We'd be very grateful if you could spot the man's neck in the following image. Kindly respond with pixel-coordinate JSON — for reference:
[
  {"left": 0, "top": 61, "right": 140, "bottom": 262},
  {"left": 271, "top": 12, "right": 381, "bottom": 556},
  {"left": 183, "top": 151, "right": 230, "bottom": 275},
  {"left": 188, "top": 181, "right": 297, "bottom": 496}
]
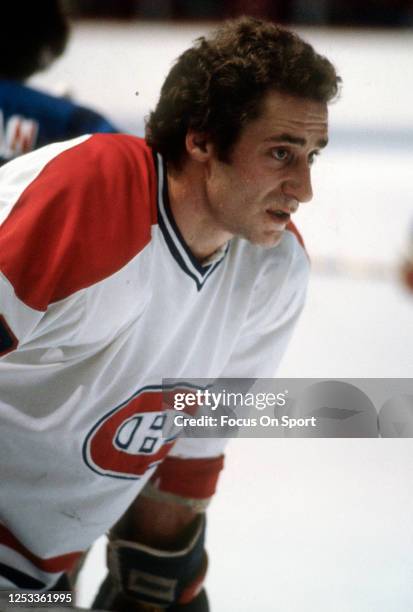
[{"left": 166, "top": 162, "right": 232, "bottom": 263}]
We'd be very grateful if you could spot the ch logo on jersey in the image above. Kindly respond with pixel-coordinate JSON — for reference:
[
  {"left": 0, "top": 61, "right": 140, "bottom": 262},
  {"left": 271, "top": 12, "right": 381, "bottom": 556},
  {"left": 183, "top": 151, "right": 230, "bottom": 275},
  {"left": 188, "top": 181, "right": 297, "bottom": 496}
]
[{"left": 83, "top": 385, "right": 183, "bottom": 480}]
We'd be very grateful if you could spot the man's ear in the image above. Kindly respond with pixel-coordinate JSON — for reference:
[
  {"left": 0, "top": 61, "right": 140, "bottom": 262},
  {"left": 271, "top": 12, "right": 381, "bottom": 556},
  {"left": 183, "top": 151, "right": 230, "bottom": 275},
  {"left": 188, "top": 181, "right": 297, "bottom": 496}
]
[{"left": 185, "top": 131, "right": 213, "bottom": 162}]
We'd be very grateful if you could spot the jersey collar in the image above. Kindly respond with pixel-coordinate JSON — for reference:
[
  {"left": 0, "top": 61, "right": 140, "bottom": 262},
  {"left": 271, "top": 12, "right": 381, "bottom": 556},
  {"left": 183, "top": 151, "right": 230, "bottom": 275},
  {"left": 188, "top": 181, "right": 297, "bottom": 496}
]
[{"left": 155, "top": 153, "right": 229, "bottom": 291}]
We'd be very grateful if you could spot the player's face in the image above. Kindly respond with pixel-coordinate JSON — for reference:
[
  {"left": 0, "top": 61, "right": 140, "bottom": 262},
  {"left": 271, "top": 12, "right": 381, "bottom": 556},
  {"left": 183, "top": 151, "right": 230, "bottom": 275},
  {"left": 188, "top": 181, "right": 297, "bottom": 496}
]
[{"left": 203, "top": 90, "right": 329, "bottom": 247}]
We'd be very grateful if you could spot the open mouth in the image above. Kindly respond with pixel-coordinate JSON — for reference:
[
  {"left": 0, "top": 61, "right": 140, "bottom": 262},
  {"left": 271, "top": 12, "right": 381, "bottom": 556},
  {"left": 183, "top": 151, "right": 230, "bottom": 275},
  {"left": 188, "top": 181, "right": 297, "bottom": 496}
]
[{"left": 267, "top": 210, "right": 291, "bottom": 223}]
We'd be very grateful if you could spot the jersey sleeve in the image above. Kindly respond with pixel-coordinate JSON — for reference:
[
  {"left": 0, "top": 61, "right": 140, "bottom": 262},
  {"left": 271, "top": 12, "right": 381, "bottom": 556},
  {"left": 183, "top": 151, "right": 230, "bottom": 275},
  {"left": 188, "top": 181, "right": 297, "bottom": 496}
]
[
  {"left": 0, "top": 139, "right": 87, "bottom": 355},
  {"left": 0, "top": 279, "right": 43, "bottom": 357},
  {"left": 0, "top": 134, "right": 156, "bottom": 355}
]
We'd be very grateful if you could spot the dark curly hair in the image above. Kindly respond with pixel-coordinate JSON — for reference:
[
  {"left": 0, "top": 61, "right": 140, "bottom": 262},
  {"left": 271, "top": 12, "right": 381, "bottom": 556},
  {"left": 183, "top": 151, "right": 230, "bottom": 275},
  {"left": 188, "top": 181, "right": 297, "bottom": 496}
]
[{"left": 146, "top": 17, "right": 340, "bottom": 168}]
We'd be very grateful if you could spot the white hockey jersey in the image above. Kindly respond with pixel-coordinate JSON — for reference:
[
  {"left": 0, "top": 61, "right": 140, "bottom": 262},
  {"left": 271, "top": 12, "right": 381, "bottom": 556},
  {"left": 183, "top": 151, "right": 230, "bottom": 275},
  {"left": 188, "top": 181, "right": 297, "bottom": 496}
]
[{"left": 0, "top": 134, "right": 309, "bottom": 589}]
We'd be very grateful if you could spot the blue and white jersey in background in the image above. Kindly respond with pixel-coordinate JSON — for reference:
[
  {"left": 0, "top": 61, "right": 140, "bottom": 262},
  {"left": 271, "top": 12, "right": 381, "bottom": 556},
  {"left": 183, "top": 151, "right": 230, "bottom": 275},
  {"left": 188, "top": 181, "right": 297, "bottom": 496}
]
[{"left": 0, "top": 79, "right": 117, "bottom": 163}]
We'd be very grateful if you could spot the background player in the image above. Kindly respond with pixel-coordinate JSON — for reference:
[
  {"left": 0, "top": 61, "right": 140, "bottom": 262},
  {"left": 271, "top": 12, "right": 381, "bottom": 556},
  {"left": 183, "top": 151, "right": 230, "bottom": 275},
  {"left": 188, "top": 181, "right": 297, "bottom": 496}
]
[
  {"left": 0, "top": 0, "right": 117, "bottom": 164},
  {"left": 0, "top": 17, "right": 339, "bottom": 611}
]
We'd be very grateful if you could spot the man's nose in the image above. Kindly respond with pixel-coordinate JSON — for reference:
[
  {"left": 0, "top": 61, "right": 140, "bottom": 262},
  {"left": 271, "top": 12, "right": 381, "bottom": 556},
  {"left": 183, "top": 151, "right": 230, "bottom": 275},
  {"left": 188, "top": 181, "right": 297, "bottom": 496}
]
[{"left": 282, "top": 159, "right": 313, "bottom": 203}]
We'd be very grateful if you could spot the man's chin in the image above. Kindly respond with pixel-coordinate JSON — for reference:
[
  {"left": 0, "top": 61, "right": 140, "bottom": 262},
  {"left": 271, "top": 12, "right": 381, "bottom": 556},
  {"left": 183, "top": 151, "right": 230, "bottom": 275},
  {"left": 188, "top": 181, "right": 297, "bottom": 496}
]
[{"left": 248, "top": 230, "right": 284, "bottom": 248}]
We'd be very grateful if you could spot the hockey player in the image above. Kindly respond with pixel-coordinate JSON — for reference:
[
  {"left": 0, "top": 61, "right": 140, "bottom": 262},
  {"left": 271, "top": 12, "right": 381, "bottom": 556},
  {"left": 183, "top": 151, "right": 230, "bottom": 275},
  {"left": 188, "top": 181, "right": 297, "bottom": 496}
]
[
  {"left": 0, "top": 17, "right": 340, "bottom": 611},
  {"left": 0, "top": 1, "right": 117, "bottom": 164}
]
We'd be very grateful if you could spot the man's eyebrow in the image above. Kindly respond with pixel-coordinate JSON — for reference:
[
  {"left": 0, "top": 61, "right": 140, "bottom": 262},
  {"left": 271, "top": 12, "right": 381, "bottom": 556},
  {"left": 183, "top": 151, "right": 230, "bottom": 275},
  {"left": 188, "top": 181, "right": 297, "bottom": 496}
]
[{"left": 264, "top": 133, "right": 328, "bottom": 148}]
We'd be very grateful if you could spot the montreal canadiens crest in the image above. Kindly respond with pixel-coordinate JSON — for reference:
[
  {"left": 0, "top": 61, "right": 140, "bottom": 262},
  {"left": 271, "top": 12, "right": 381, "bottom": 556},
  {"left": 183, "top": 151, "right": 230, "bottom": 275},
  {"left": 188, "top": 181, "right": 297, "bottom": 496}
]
[{"left": 82, "top": 385, "right": 181, "bottom": 480}]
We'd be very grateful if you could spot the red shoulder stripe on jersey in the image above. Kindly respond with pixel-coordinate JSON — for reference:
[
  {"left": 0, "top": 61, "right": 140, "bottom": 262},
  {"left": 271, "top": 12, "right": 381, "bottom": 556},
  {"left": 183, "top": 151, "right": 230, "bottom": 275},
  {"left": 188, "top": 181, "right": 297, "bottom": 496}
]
[
  {"left": 0, "top": 135, "right": 158, "bottom": 311},
  {"left": 286, "top": 221, "right": 307, "bottom": 254},
  {"left": 0, "top": 524, "right": 82, "bottom": 573},
  {"left": 150, "top": 455, "right": 225, "bottom": 500}
]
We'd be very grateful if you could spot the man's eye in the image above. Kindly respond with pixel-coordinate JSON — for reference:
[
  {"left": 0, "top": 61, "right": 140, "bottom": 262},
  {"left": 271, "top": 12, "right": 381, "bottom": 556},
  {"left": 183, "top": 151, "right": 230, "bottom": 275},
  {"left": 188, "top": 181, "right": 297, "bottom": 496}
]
[
  {"left": 272, "top": 148, "right": 289, "bottom": 161},
  {"left": 308, "top": 151, "right": 320, "bottom": 165}
]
